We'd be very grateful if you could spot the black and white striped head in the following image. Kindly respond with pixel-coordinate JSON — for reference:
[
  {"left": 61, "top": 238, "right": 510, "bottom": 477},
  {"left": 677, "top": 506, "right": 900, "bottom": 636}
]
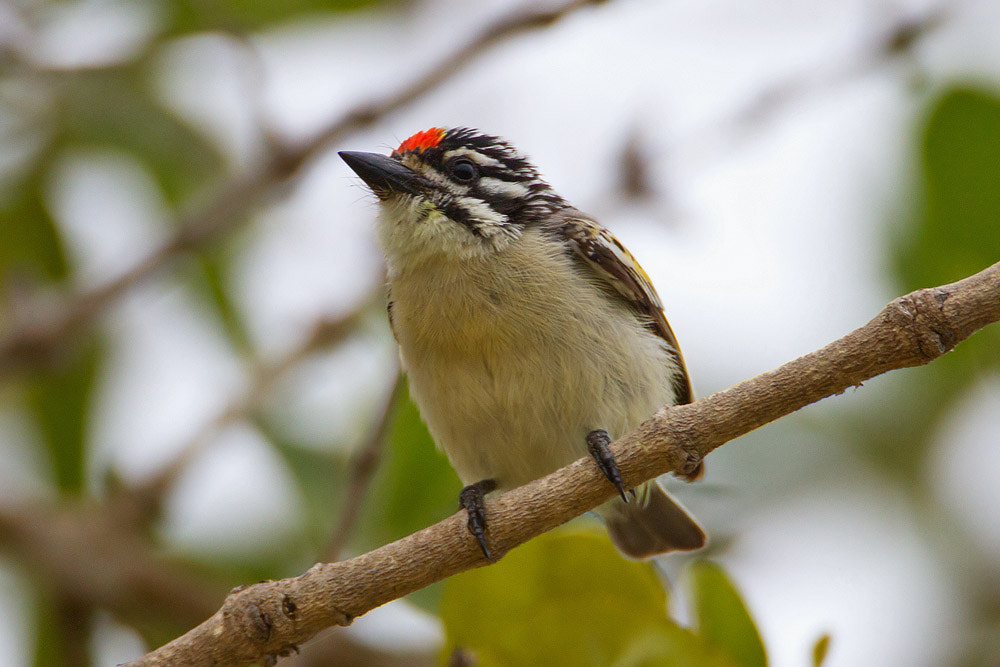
[{"left": 340, "top": 128, "right": 567, "bottom": 258}]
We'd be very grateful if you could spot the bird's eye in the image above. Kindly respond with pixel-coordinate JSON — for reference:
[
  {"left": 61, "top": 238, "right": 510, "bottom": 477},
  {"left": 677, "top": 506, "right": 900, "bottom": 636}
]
[{"left": 448, "top": 158, "right": 478, "bottom": 182}]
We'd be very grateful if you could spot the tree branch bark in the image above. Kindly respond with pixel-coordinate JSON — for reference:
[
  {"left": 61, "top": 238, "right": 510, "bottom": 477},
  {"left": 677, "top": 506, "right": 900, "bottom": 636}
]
[
  {"left": 129, "top": 261, "right": 1000, "bottom": 666},
  {"left": 0, "top": 502, "right": 222, "bottom": 638}
]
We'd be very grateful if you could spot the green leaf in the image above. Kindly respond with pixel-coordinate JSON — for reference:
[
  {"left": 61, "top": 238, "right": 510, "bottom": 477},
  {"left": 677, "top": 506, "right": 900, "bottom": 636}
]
[
  {"left": 189, "top": 248, "right": 254, "bottom": 356},
  {"left": 688, "top": 561, "right": 767, "bottom": 667},
  {"left": 32, "top": 590, "right": 85, "bottom": 667},
  {"left": 895, "top": 86, "right": 1000, "bottom": 373},
  {"left": 812, "top": 633, "right": 832, "bottom": 667},
  {"left": 858, "top": 86, "right": 1000, "bottom": 482},
  {"left": 166, "top": 0, "right": 398, "bottom": 33},
  {"left": 0, "top": 165, "right": 68, "bottom": 282},
  {"left": 56, "top": 67, "right": 224, "bottom": 204},
  {"left": 24, "top": 339, "right": 104, "bottom": 494},
  {"left": 611, "top": 626, "right": 737, "bottom": 667},
  {"left": 441, "top": 532, "right": 733, "bottom": 667},
  {"left": 258, "top": 417, "right": 348, "bottom": 550},
  {"left": 31, "top": 589, "right": 61, "bottom": 667},
  {"left": 899, "top": 87, "right": 1000, "bottom": 291},
  {"left": 356, "top": 379, "right": 461, "bottom": 553}
]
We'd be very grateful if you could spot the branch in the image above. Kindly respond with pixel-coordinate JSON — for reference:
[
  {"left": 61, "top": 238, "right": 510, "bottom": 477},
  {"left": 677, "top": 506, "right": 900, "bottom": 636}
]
[
  {"left": 130, "top": 263, "right": 1000, "bottom": 666},
  {"left": 0, "top": 0, "right": 608, "bottom": 377},
  {"left": 0, "top": 501, "right": 221, "bottom": 635},
  {"left": 0, "top": 497, "right": 437, "bottom": 666}
]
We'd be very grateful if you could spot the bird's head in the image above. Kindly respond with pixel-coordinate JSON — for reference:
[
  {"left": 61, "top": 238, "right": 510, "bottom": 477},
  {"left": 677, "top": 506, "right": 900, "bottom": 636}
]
[{"left": 340, "top": 127, "right": 566, "bottom": 263}]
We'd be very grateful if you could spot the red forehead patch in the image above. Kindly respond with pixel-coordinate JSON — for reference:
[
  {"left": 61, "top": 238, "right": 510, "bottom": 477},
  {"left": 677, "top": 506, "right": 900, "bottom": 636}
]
[{"left": 396, "top": 127, "right": 445, "bottom": 154}]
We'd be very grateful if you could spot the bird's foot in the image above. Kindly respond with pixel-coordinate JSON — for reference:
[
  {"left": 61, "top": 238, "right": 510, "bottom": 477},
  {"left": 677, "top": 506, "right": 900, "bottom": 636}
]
[
  {"left": 586, "top": 429, "right": 630, "bottom": 503},
  {"left": 459, "top": 478, "right": 498, "bottom": 560}
]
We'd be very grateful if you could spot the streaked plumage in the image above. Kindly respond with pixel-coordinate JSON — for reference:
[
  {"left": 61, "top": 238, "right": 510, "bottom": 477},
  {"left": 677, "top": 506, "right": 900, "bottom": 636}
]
[{"left": 341, "top": 128, "right": 705, "bottom": 558}]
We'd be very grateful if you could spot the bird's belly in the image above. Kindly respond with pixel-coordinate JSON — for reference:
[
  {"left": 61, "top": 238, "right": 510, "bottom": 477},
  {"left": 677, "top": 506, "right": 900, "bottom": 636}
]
[{"left": 400, "top": 308, "right": 677, "bottom": 490}]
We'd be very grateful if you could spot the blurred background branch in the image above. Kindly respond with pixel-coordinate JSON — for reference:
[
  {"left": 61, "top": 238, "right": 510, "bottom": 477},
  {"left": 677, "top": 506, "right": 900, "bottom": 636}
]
[
  {"left": 321, "top": 369, "right": 402, "bottom": 562},
  {"left": 0, "top": 0, "right": 606, "bottom": 378},
  {"left": 124, "top": 291, "right": 378, "bottom": 519}
]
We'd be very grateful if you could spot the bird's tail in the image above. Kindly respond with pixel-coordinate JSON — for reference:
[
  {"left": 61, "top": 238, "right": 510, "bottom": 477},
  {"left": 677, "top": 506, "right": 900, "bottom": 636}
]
[{"left": 599, "top": 480, "right": 706, "bottom": 559}]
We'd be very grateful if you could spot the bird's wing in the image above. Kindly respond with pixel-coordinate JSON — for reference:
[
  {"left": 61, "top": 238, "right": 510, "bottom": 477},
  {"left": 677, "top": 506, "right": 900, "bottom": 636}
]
[{"left": 555, "top": 212, "right": 694, "bottom": 407}]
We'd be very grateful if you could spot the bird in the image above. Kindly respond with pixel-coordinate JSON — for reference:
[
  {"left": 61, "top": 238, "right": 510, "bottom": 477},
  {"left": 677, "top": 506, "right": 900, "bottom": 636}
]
[{"left": 340, "top": 127, "right": 705, "bottom": 560}]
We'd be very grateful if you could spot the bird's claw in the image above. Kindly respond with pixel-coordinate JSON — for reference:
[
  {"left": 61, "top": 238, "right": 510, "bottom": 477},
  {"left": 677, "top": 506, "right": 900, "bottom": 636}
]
[
  {"left": 459, "top": 479, "right": 497, "bottom": 559},
  {"left": 587, "top": 429, "right": 629, "bottom": 503}
]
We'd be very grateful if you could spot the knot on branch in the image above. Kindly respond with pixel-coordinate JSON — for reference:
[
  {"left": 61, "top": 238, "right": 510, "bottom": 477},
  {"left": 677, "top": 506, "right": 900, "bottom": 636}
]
[
  {"left": 639, "top": 404, "right": 711, "bottom": 478},
  {"left": 892, "top": 287, "right": 957, "bottom": 361},
  {"left": 221, "top": 589, "right": 278, "bottom": 646},
  {"left": 218, "top": 582, "right": 341, "bottom": 655}
]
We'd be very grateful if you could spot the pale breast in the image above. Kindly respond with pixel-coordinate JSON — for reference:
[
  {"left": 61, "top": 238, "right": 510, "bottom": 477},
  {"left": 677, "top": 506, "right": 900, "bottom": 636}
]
[{"left": 387, "top": 230, "right": 680, "bottom": 488}]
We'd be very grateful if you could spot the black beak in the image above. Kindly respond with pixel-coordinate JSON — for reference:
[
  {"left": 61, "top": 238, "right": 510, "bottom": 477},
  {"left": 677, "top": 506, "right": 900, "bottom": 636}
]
[{"left": 339, "top": 151, "right": 422, "bottom": 198}]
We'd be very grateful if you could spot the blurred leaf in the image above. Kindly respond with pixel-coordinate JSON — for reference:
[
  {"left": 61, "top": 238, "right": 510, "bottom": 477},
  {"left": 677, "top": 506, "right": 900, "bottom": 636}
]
[
  {"left": 815, "top": 370, "right": 952, "bottom": 481},
  {"left": 166, "top": 0, "right": 399, "bottom": 33},
  {"left": 31, "top": 591, "right": 85, "bottom": 667},
  {"left": 56, "top": 67, "right": 223, "bottom": 204},
  {"left": 611, "top": 626, "right": 737, "bottom": 667},
  {"left": 0, "top": 165, "right": 68, "bottom": 283},
  {"left": 32, "top": 587, "right": 110, "bottom": 665},
  {"left": 32, "top": 590, "right": 61, "bottom": 667},
  {"left": 24, "top": 339, "right": 103, "bottom": 494},
  {"left": 357, "top": 380, "right": 461, "bottom": 550},
  {"left": 190, "top": 249, "right": 254, "bottom": 355},
  {"left": 689, "top": 561, "right": 767, "bottom": 667},
  {"left": 900, "top": 87, "right": 1000, "bottom": 290},
  {"left": 896, "top": 86, "right": 1000, "bottom": 370},
  {"left": 839, "top": 86, "right": 1000, "bottom": 480},
  {"left": 812, "top": 633, "right": 832, "bottom": 667},
  {"left": 441, "top": 532, "right": 734, "bottom": 667},
  {"left": 256, "top": 418, "right": 348, "bottom": 551}
]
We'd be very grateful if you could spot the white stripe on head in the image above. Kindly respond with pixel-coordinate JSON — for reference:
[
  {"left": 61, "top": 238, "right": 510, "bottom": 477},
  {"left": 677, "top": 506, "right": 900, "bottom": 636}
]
[
  {"left": 442, "top": 147, "right": 504, "bottom": 168},
  {"left": 477, "top": 177, "right": 531, "bottom": 199},
  {"left": 454, "top": 196, "right": 509, "bottom": 227}
]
